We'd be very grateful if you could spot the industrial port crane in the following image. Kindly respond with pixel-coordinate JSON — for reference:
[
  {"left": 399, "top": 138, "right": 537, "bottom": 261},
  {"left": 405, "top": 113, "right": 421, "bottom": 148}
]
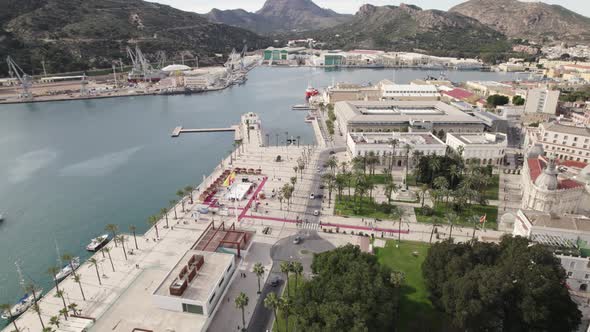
[{"left": 6, "top": 56, "right": 33, "bottom": 100}]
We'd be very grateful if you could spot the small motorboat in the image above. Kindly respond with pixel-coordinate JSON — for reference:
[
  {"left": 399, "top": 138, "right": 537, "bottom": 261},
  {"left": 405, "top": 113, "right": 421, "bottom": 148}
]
[
  {"left": 86, "top": 234, "right": 109, "bottom": 252},
  {"left": 0, "top": 289, "right": 43, "bottom": 320}
]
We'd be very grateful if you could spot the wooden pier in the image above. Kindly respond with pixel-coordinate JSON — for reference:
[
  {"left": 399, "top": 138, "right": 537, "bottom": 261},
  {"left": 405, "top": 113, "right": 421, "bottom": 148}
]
[{"left": 171, "top": 126, "right": 240, "bottom": 139}]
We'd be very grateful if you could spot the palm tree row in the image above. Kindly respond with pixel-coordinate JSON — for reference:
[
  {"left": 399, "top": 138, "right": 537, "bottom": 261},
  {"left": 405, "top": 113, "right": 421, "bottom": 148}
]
[{"left": 263, "top": 261, "right": 304, "bottom": 332}]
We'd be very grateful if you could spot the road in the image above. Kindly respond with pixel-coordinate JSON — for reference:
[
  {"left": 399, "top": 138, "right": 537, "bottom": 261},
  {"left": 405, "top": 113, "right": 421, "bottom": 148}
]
[
  {"left": 303, "top": 146, "right": 346, "bottom": 225},
  {"left": 247, "top": 231, "right": 335, "bottom": 331}
]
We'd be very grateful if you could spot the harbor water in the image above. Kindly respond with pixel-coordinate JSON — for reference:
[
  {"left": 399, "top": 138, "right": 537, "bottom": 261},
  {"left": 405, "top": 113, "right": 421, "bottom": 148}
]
[{"left": 0, "top": 66, "right": 524, "bottom": 326}]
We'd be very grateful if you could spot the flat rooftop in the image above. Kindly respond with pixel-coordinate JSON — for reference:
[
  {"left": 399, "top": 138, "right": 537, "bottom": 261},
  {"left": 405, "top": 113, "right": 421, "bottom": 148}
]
[
  {"left": 449, "top": 133, "right": 506, "bottom": 145},
  {"left": 335, "top": 100, "right": 484, "bottom": 125},
  {"left": 154, "top": 250, "right": 233, "bottom": 303},
  {"left": 522, "top": 210, "right": 590, "bottom": 232},
  {"left": 349, "top": 132, "right": 445, "bottom": 146}
]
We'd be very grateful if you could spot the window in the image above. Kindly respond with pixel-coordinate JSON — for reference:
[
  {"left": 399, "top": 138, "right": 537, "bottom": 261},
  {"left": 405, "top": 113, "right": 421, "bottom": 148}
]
[
  {"left": 568, "top": 271, "right": 573, "bottom": 277},
  {"left": 218, "top": 277, "right": 225, "bottom": 288},
  {"left": 227, "top": 262, "right": 233, "bottom": 272},
  {"left": 585, "top": 274, "right": 589, "bottom": 279},
  {"left": 182, "top": 303, "right": 204, "bottom": 314},
  {"left": 574, "top": 137, "right": 578, "bottom": 142},
  {"left": 570, "top": 261, "right": 576, "bottom": 269},
  {"left": 209, "top": 292, "right": 216, "bottom": 304}
]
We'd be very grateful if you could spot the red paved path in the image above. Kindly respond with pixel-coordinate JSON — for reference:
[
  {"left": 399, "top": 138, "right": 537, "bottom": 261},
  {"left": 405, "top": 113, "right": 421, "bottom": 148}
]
[{"left": 238, "top": 177, "right": 268, "bottom": 221}]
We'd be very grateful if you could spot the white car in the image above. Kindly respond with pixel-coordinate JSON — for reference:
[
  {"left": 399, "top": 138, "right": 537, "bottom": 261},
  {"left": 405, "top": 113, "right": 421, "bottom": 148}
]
[
  {"left": 313, "top": 210, "right": 320, "bottom": 216},
  {"left": 309, "top": 193, "right": 315, "bottom": 199}
]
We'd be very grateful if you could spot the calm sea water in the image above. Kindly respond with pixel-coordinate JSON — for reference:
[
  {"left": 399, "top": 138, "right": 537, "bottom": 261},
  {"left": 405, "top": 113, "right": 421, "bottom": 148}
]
[{"left": 0, "top": 67, "right": 523, "bottom": 322}]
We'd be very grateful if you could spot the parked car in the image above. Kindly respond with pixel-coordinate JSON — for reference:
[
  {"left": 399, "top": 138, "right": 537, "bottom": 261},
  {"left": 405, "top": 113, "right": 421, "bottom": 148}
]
[
  {"left": 313, "top": 210, "right": 320, "bottom": 216},
  {"left": 293, "top": 236, "right": 302, "bottom": 244},
  {"left": 309, "top": 193, "right": 315, "bottom": 199},
  {"left": 329, "top": 150, "right": 336, "bottom": 155}
]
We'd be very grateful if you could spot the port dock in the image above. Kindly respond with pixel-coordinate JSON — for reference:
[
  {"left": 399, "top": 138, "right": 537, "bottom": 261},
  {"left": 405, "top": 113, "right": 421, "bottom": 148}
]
[{"left": 172, "top": 125, "right": 242, "bottom": 140}]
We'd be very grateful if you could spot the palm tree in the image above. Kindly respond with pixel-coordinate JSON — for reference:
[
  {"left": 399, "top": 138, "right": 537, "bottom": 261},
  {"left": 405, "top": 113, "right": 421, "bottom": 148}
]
[
  {"left": 321, "top": 173, "right": 336, "bottom": 207},
  {"left": 88, "top": 258, "right": 102, "bottom": 285},
  {"left": 429, "top": 157, "right": 442, "bottom": 181},
  {"left": 340, "top": 161, "right": 348, "bottom": 174},
  {"left": 184, "top": 186, "right": 194, "bottom": 204},
  {"left": 61, "top": 254, "right": 78, "bottom": 278},
  {"left": 148, "top": 215, "right": 160, "bottom": 238},
  {"left": 74, "top": 274, "right": 86, "bottom": 301},
  {"left": 384, "top": 178, "right": 398, "bottom": 205},
  {"left": 280, "top": 261, "right": 292, "bottom": 297},
  {"left": 67, "top": 303, "right": 79, "bottom": 316},
  {"left": 335, "top": 174, "right": 346, "bottom": 202},
  {"left": 279, "top": 295, "right": 291, "bottom": 332},
  {"left": 420, "top": 184, "right": 429, "bottom": 208},
  {"left": 129, "top": 225, "right": 139, "bottom": 249},
  {"left": 235, "top": 292, "right": 249, "bottom": 331},
  {"left": 117, "top": 235, "right": 128, "bottom": 261},
  {"left": 290, "top": 176, "right": 297, "bottom": 189},
  {"left": 1, "top": 303, "right": 19, "bottom": 331},
  {"left": 105, "top": 224, "right": 119, "bottom": 247},
  {"left": 49, "top": 315, "right": 60, "bottom": 329},
  {"left": 297, "top": 161, "right": 305, "bottom": 180},
  {"left": 169, "top": 200, "right": 178, "bottom": 219},
  {"left": 390, "top": 271, "right": 406, "bottom": 323},
  {"left": 389, "top": 138, "right": 399, "bottom": 170},
  {"left": 252, "top": 263, "right": 265, "bottom": 294},
  {"left": 157, "top": 208, "right": 169, "bottom": 229},
  {"left": 103, "top": 247, "right": 115, "bottom": 272},
  {"left": 327, "top": 156, "right": 338, "bottom": 175},
  {"left": 291, "top": 262, "right": 303, "bottom": 293},
  {"left": 55, "top": 290, "right": 68, "bottom": 320},
  {"left": 176, "top": 189, "right": 186, "bottom": 212},
  {"left": 31, "top": 302, "right": 45, "bottom": 329},
  {"left": 59, "top": 307, "right": 69, "bottom": 321},
  {"left": 277, "top": 192, "right": 283, "bottom": 210},
  {"left": 449, "top": 164, "right": 460, "bottom": 188},
  {"left": 42, "top": 328, "right": 54, "bottom": 332},
  {"left": 47, "top": 266, "right": 61, "bottom": 293},
  {"left": 264, "top": 293, "right": 280, "bottom": 332}
]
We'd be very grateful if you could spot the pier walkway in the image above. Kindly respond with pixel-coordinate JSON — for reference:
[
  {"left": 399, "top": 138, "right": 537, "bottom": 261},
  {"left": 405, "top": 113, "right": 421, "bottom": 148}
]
[{"left": 171, "top": 126, "right": 238, "bottom": 137}]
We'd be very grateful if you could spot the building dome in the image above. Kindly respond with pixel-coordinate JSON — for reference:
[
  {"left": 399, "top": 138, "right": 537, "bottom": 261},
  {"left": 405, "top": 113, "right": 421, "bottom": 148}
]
[
  {"left": 162, "top": 64, "right": 191, "bottom": 72},
  {"left": 534, "top": 156, "right": 559, "bottom": 190},
  {"left": 527, "top": 143, "right": 544, "bottom": 158}
]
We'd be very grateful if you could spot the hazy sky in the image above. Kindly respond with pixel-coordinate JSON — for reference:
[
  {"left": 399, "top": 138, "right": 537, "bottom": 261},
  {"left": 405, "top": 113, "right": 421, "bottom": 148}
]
[{"left": 150, "top": 0, "right": 590, "bottom": 17}]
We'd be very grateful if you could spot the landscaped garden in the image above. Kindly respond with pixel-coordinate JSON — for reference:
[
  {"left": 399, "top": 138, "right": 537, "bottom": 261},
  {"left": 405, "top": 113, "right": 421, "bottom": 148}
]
[
  {"left": 414, "top": 203, "right": 499, "bottom": 230},
  {"left": 375, "top": 240, "right": 452, "bottom": 331}
]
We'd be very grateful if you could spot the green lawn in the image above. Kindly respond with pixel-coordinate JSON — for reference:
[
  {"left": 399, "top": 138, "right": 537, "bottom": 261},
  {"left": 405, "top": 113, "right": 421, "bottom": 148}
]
[
  {"left": 414, "top": 203, "right": 499, "bottom": 230},
  {"left": 375, "top": 241, "right": 452, "bottom": 332},
  {"left": 334, "top": 196, "right": 395, "bottom": 220},
  {"left": 483, "top": 174, "right": 500, "bottom": 200}
]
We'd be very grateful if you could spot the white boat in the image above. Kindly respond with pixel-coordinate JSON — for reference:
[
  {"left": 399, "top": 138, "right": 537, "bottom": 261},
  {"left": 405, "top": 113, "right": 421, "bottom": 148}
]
[
  {"left": 1, "top": 289, "right": 43, "bottom": 320},
  {"left": 55, "top": 256, "right": 80, "bottom": 281},
  {"left": 86, "top": 234, "right": 109, "bottom": 252},
  {"left": 0, "top": 213, "right": 3, "bottom": 222},
  {"left": 292, "top": 104, "right": 315, "bottom": 111}
]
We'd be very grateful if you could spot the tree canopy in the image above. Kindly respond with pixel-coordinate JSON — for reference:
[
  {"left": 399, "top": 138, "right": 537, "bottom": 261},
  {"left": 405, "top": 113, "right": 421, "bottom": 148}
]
[
  {"left": 422, "top": 236, "right": 581, "bottom": 331},
  {"left": 487, "top": 94, "right": 510, "bottom": 107},
  {"left": 512, "top": 95, "right": 525, "bottom": 106},
  {"left": 291, "top": 244, "right": 398, "bottom": 332}
]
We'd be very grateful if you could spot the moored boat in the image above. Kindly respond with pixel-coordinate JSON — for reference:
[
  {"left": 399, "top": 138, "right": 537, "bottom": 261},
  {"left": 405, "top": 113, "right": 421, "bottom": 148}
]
[
  {"left": 55, "top": 256, "right": 80, "bottom": 281},
  {"left": 292, "top": 104, "right": 315, "bottom": 111},
  {"left": 1, "top": 290, "right": 43, "bottom": 320},
  {"left": 86, "top": 234, "right": 109, "bottom": 252}
]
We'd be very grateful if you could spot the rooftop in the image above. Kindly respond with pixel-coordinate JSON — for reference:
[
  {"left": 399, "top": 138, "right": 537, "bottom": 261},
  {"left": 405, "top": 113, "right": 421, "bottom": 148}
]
[
  {"left": 442, "top": 88, "right": 474, "bottom": 100},
  {"left": 522, "top": 210, "right": 590, "bottom": 233},
  {"left": 154, "top": 250, "right": 234, "bottom": 303},
  {"left": 526, "top": 157, "right": 584, "bottom": 190},
  {"left": 542, "top": 122, "right": 590, "bottom": 136},
  {"left": 448, "top": 133, "right": 507, "bottom": 145},
  {"left": 335, "top": 100, "right": 483, "bottom": 125},
  {"left": 349, "top": 132, "right": 445, "bottom": 146}
]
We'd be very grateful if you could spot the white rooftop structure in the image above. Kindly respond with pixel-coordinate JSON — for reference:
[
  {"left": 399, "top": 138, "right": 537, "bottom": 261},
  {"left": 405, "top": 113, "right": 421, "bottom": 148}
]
[
  {"left": 380, "top": 84, "right": 440, "bottom": 100},
  {"left": 162, "top": 64, "right": 191, "bottom": 72}
]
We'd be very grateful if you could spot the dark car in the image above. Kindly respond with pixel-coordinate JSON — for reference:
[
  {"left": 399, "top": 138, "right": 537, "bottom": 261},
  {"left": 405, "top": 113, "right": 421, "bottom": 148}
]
[
  {"left": 270, "top": 276, "right": 282, "bottom": 287},
  {"left": 329, "top": 150, "right": 336, "bottom": 155}
]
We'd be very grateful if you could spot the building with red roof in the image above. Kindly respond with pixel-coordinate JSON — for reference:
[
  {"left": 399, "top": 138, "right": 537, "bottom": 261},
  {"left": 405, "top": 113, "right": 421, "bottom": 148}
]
[{"left": 441, "top": 88, "right": 474, "bottom": 101}]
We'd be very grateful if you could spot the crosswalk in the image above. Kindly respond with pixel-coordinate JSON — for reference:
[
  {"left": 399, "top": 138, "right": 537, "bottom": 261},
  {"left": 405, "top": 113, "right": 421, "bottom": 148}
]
[{"left": 296, "top": 221, "right": 320, "bottom": 230}]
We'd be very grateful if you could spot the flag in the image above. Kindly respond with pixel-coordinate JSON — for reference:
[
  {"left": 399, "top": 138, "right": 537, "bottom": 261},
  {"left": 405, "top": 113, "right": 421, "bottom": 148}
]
[
  {"left": 480, "top": 214, "right": 487, "bottom": 224},
  {"left": 223, "top": 171, "right": 236, "bottom": 187}
]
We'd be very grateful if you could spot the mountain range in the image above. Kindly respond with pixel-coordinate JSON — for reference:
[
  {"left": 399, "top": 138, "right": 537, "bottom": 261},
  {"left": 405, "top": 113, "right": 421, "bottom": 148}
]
[
  {"left": 450, "top": 0, "right": 590, "bottom": 43},
  {"left": 0, "top": 0, "right": 270, "bottom": 76},
  {"left": 205, "top": 0, "right": 351, "bottom": 34},
  {"left": 1, "top": 0, "right": 590, "bottom": 77}
]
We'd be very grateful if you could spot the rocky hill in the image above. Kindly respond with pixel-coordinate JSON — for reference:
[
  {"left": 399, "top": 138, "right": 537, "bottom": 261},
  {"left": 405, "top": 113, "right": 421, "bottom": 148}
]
[
  {"left": 0, "top": 0, "right": 271, "bottom": 76},
  {"left": 450, "top": 0, "right": 590, "bottom": 43},
  {"left": 205, "top": 0, "right": 351, "bottom": 34},
  {"left": 307, "top": 4, "right": 510, "bottom": 58}
]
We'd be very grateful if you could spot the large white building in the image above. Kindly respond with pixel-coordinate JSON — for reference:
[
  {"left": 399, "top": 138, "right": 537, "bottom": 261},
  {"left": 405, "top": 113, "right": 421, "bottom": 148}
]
[
  {"left": 347, "top": 132, "right": 446, "bottom": 167},
  {"left": 530, "top": 122, "right": 590, "bottom": 163},
  {"left": 513, "top": 209, "right": 590, "bottom": 292},
  {"left": 446, "top": 132, "right": 507, "bottom": 166},
  {"left": 524, "top": 88, "right": 560, "bottom": 115},
  {"left": 334, "top": 100, "right": 485, "bottom": 137},
  {"left": 380, "top": 84, "right": 440, "bottom": 101}
]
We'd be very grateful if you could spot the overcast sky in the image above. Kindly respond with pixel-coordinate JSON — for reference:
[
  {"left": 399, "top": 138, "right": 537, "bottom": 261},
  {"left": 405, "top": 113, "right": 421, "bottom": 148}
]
[{"left": 150, "top": 0, "right": 590, "bottom": 17}]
